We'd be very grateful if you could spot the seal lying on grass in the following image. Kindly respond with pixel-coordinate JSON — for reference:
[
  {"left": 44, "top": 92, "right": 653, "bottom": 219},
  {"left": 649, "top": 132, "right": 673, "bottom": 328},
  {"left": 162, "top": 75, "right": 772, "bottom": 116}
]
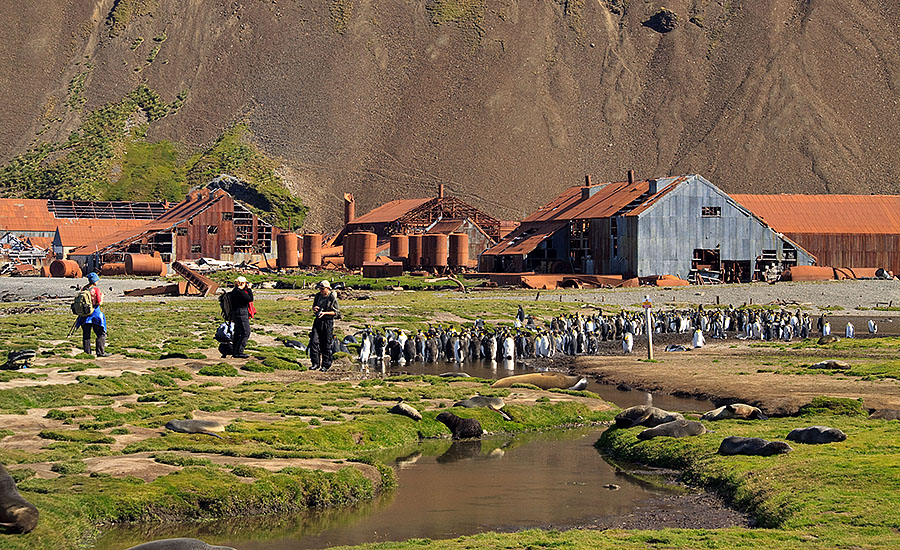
[
  {"left": 435, "top": 412, "right": 484, "bottom": 439},
  {"left": 126, "top": 538, "right": 236, "bottom": 550},
  {"left": 491, "top": 372, "right": 587, "bottom": 391},
  {"left": 808, "top": 360, "right": 850, "bottom": 370},
  {"left": 718, "top": 436, "right": 792, "bottom": 456},
  {"left": 0, "top": 464, "right": 38, "bottom": 534},
  {"left": 615, "top": 405, "right": 684, "bottom": 428},
  {"left": 164, "top": 419, "right": 226, "bottom": 439},
  {"left": 786, "top": 425, "right": 847, "bottom": 444},
  {"left": 701, "top": 403, "right": 768, "bottom": 421},
  {"left": 388, "top": 400, "right": 422, "bottom": 421},
  {"left": 869, "top": 409, "right": 900, "bottom": 420},
  {"left": 453, "top": 395, "right": 512, "bottom": 421},
  {"left": 637, "top": 419, "right": 707, "bottom": 440}
]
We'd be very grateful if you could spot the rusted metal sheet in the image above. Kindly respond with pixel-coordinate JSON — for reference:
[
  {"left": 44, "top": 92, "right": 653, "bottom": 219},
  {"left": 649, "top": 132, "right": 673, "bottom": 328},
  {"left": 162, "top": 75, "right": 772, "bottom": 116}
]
[
  {"left": 482, "top": 221, "right": 567, "bottom": 256},
  {"left": 523, "top": 176, "right": 688, "bottom": 223},
  {"left": 172, "top": 261, "right": 219, "bottom": 296},
  {"left": 732, "top": 194, "right": 900, "bottom": 234},
  {"left": 348, "top": 199, "right": 432, "bottom": 225},
  {"left": 782, "top": 233, "right": 900, "bottom": 275}
]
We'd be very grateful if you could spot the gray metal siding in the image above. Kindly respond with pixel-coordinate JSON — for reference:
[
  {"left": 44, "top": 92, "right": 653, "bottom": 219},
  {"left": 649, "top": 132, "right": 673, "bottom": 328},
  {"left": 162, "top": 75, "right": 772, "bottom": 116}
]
[{"left": 634, "top": 176, "right": 815, "bottom": 278}]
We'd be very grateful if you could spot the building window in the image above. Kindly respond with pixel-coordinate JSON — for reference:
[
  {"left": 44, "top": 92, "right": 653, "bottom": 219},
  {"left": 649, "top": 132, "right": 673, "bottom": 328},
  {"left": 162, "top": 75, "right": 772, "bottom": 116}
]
[
  {"left": 160, "top": 253, "right": 171, "bottom": 263},
  {"left": 702, "top": 206, "right": 722, "bottom": 217},
  {"left": 190, "top": 244, "right": 201, "bottom": 253},
  {"left": 176, "top": 227, "right": 188, "bottom": 236},
  {"left": 222, "top": 212, "right": 233, "bottom": 221},
  {"left": 221, "top": 244, "right": 232, "bottom": 254},
  {"left": 207, "top": 225, "right": 218, "bottom": 234}
]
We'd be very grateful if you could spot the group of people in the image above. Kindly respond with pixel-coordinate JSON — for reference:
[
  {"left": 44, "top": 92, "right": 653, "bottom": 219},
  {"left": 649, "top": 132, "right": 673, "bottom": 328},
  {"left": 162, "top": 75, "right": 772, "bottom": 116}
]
[{"left": 72, "top": 273, "right": 341, "bottom": 371}]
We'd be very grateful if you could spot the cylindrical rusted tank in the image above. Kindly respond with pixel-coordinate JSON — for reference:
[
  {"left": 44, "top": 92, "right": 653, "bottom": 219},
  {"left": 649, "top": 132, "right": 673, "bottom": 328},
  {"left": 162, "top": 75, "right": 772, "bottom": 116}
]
[
  {"left": 343, "top": 233, "right": 358, "bottom": 268},
  {"left": 100, "top": 263, "right": 126, "bottom": 276},
  {"left": 424, "top": 233, "right": 449, "bottom": 267},
  {"left": 359, "top": 232, "right": 377, "bottom": 265},
  {"left": 390, "top": 234, "right": 409, "bottom": 261},
  {"left": 50, "top": 259, "right": 80, "bottom": 278},
  {"left": 276, "top": 233, "right": 300, "bottom": 268},
  {"left": 449, "top": 233, "right": 469, "bottom": 267},
  {"left": 303, "top": 233, "right": 323, "bottom": 267},
  {"left": 408, "top": 234, "right": 423, "bottom": 268},
  {"left": 125, "top": 253, "right": 164, "bottom": 276}
]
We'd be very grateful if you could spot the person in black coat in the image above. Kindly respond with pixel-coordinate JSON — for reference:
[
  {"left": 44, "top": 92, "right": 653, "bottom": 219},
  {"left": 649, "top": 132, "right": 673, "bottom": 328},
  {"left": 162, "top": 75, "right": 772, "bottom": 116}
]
[
  {"left": 309, "top": 280, "right": 340, "bottom": 370},
  {"left": 229, "top": 276, "right": 254, "bottom": 358}
]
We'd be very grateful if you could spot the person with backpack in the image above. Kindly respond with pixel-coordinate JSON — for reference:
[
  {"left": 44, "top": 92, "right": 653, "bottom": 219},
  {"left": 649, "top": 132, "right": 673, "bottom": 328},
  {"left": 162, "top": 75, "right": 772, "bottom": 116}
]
[
  {"left": 74, "top": 272, "right": 109, "bottom": 357},
  {"left": 309, "top": 280, "right": 340, "bottom": 371},
  {"left": 228, "top": 276, "right": 254, "bottom": 358}
]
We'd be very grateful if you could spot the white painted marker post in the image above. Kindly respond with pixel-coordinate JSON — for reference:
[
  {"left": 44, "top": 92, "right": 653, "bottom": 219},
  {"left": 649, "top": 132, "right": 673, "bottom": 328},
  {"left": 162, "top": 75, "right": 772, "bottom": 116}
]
[{"left": 642, "top": 295, "right": 653, "bottom": 360}]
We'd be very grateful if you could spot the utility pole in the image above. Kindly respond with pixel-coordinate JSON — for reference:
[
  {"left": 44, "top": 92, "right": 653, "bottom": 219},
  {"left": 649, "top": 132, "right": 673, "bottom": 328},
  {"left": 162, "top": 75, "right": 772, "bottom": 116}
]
[{"left": 642, "top": 294, "right": 653, "bottom": 360}]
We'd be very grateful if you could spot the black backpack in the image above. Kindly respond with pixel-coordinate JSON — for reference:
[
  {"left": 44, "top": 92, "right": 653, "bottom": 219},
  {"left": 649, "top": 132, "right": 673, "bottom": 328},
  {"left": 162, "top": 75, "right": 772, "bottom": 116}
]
[{"left": 218, "top": 292, "right": 233, "bottom": 321}]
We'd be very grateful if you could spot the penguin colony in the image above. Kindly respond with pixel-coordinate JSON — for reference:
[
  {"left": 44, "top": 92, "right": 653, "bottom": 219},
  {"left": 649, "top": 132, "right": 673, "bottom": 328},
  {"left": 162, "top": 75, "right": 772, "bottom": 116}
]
[{"left": 317, "top": 305, "right": 881, "bottom": 365}]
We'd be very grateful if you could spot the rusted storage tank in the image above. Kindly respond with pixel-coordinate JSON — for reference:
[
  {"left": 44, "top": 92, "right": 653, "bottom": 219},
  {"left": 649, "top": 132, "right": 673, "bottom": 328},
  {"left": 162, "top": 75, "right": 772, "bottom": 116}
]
[
  {"left": 100, "top": 263, "right": 126, "bottom": 276},
  {"left": 343, "top": 233, "right": 358, "bottom": 268},
  {"left": 276, "top": 233, "right": 300, "bottom": 268},
  {"left": 424, "top": 233, "right": 449, "bottom": 267},
  {"left": 125, "top": 253, "right": 164, "bottom": 276},
  {"left": 408, "top": 234, "right": 423, "bottom": 268},
  {"left": 359, "top": 232, "right": 377, "bottom": 265},
  {"left": 303, "top": 233, "right": 323, "bottom": 267},
  {"left": 50, "top": 259, "right": 80, "bottom": 278},
  {"left": 448, "top": 233, "right": 469, "bottom": 267},
  {"left": 390, "top": 234, "right": 409, "bottom": 261}
]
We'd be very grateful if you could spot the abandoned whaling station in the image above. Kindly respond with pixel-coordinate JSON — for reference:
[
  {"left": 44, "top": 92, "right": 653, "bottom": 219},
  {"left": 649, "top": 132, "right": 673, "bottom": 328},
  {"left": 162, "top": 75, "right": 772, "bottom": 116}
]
[{"left": 1, "top": 173, "right": 898, "bottom": 288}]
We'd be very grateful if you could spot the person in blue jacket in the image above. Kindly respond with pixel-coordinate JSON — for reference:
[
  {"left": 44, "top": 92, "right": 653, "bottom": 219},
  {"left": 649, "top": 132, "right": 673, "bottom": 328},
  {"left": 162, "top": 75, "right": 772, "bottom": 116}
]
[{"left": 76, "top": 272, "right": 110, "bottom": 357}]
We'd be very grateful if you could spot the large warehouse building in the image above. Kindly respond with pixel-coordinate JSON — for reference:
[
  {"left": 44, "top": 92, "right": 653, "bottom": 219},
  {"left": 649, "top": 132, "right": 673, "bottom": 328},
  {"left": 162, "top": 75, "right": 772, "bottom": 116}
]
[
  {"left": 481, "top": 174, "right": 816, "bottom": 282},
  {"left": 732, "top": 194, "right": 900, "bottom": 276}
]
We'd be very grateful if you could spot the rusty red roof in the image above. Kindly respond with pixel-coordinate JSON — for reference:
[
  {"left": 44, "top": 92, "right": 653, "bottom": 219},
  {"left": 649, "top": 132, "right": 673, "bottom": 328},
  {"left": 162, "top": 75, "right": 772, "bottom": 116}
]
[
  {"left": 348, "top": 198, "right": 432, "bottom": 225},
  {"left": 523, "top": 176, "right": 688, "bottom": 223},
  {"left": 69, "top": 191, "right": 229, "bottom": 255},
  {"left": 732, "top": 194, "right": 900, "bottom": 235},
  {"left": 427, "top": 219, "right": 465, "bottom": 234},
  {"left": 482, "top": 221, "right": 568, "bottom": 256},
  {"left": 56, "top": 220, "right": 148, "bottom": 248}
]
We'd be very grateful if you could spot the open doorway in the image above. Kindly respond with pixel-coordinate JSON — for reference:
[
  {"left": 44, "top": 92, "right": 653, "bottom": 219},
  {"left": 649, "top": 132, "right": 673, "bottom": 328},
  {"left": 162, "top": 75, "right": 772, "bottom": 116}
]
[{"left": 691, "top": 248, "right": 721, "bottom": 284}]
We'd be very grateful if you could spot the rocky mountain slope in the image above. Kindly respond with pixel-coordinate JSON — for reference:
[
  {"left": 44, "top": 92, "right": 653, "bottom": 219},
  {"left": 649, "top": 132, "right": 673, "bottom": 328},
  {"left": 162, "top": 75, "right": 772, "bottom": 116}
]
[{"left": 1, "top": 0, "right": 898, "bottom": 230}]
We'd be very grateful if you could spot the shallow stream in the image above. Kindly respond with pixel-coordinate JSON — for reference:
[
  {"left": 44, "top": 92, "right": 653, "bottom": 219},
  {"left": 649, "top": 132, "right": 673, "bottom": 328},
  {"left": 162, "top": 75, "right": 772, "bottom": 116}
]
[{"left": 94, "top": 428, "right": 690, "bottom": 549}]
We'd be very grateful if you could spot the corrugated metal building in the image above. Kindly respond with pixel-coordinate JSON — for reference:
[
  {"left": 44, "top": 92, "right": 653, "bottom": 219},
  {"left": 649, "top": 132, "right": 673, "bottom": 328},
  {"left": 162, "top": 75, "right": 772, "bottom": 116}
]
[
  {"left": 481, "top": 174, "right": 816, "bottom": 282},
  {"left": 732, "top": 194, "right": 900, "bottom": 275},
  {"left": 0, "top": 199, "right": 167, "bottom": 256},
  {"left": 68, "top": 189, "right": 280, "bottom": 271}
]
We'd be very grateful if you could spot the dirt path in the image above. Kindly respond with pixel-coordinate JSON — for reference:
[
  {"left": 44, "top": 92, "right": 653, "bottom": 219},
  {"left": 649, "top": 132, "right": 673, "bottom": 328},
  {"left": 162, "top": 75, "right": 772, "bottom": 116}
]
[{"left": 576, "top": 340, "right": 900, "bottom": 415}]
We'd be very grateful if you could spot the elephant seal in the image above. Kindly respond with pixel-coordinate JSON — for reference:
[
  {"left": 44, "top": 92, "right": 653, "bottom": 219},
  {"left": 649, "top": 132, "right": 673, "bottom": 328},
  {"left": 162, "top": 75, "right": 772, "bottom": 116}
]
[
  {"left": 435, "top": 412, "right": 484, "bottom": 439},
  {"left": 454, "top": 395, "right": 512, "bottom": 421},
  {"left": 491, "top": 372, "right": 587, "bottom": 391},
  {"left": 164, "top": 419, "right": 225, "bottom": 439},
  {"left": 615, "top": 405, "right": 684, "bottom": 428},
  {"left": 809, "top": 360, "right": 850, "bottom": 370},
  {"left": 787, "top": 426, "right": 847, "bottom": 444},
  {"left": 701, "top": 403, "right": 768, "bottom": 421},
  {"left": 637, "top": 419, "right": 707, "bottom": 441},
  {"left": 125, "top": 538, "right": 236, "bottom": 550},
  {"left": 817, "top": 335, "right": 839, "bottom": 345},
  {"left": 869, "top": 409, "right": 900, "bottom": 420},
  {"left": 438, "top": 372, "right": 471, "bottom": 378},
  {"left": 388, "top": 401, "right": 422, "bottom": 421},
  {"left": 718, "top": 436, "right": 792, "bottom": 456},
  {"left": 0, "top": 464, "right": 38, "bottom": 534}
]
